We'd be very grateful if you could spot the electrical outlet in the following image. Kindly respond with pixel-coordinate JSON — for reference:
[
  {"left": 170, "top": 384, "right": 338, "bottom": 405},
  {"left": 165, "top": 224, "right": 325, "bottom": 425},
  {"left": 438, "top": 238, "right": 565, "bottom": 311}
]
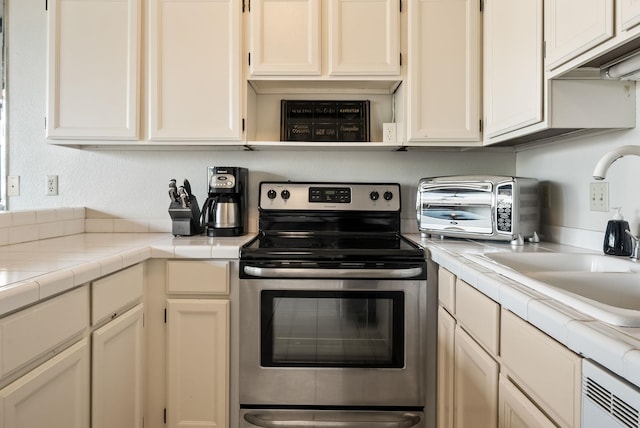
[
  {"left": 383, "top": 123, "right": 397, "bottom": 144},
  {"left": 590, "top": 181, "right": 609, "bottom": 212},
  {"left": 46, "top": 175, "right": 58, "bottom": 196},
  {"left": 7, "top": 176, "right": 19, "bottom": 196}
]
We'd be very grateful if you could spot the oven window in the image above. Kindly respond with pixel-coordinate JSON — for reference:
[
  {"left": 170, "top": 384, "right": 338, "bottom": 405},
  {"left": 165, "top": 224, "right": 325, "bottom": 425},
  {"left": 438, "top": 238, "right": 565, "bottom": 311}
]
[{"left": 260, "top": 290, "right": 404, "bottom": 368}]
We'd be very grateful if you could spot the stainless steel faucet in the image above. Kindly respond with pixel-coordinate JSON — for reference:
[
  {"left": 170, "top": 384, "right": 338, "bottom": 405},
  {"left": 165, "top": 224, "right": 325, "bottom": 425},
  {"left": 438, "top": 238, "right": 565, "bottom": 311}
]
[{"left": 626, "top": 230, "right": 640, "bottom": 261}]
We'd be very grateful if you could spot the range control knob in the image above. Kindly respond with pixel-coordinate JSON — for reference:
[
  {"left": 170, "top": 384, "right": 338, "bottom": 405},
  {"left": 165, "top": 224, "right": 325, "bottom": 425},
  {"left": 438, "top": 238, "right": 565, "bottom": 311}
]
[
  {"left": 370, "top": 191, "right": 380, "bottom": 201},
  {"left": 267, "top": 189, "right": 277, "bottom": 199},
  {"left": 383, "top": 191, "right": 394, "bottom": 201},
  {"left": 281, "top": 189, "right": 291, "bottom": 200}
]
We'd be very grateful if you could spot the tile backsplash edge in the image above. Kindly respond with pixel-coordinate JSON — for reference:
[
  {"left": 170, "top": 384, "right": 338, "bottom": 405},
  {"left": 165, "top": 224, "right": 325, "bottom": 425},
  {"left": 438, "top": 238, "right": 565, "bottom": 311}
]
[
  {"left": 0, "top": 207, "right": 87, "bottom": 246},
  {"left": 0, "top": 209, "right": 175, "bottom": 246},
  {"left": 0, "top": 209, "right": 602, "bottom": 252}
]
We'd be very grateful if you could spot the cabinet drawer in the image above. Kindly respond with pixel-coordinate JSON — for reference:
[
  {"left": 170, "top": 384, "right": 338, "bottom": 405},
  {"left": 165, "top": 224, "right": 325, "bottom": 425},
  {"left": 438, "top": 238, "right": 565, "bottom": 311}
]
[
  {"left": 0, "top": 286, "right": 89, "bottom": 379},
  {"left": 501, "top": 309, "right": 581, "bottom": 428},
  {"left": 438, "top": 267, "right": 456, "bottom": 313},
  {"left": 92, "top": 264, "right": 144, "bottom": 325},
  {"left": 455, "top": 279, "right": 500, "bottom": 355},
  {"left": 166, "top": 261, "right": 229, "bottom": 295}
]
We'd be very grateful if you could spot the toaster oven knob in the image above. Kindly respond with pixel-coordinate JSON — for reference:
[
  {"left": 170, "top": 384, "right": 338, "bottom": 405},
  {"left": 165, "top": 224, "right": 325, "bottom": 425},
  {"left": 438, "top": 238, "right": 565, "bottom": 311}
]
[
  {"left": 281, "top": 189, "right": 291, "bottom": 200},
  {"left": 267, "top": 189, "right": 277, "bottom": 199},
  {"left": 383, "top": 191, "right": 393, "bottom": 201},
  {"left": 369, "top": 191, "right": 379, "bottom": 201}
]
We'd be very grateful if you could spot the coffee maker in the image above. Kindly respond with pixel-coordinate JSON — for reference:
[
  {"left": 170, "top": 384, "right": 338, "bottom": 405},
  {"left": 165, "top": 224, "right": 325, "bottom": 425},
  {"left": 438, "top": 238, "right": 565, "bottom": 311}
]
[{"left": 201, "top": 166, "right": 248, "bottom": 237}]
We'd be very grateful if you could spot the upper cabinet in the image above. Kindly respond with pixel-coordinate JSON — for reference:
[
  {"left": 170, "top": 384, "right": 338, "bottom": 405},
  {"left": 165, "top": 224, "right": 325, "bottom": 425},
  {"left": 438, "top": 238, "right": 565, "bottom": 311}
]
[
  {"left": 618, "top": 0, "right": 640, "bottom": 33},
  {"left": 483, "top": 0, "right": 543, "bottom": 139},
  {"left": 46, "top": 0, "right": 141, "bottom": 140},
  {"left": 244, "top": 0, "right": 402, "bottom": 147},
  {"left": 546, "top": 0, "right": 640, "bottom": 77},
  {"left": 544, "top": 0, "right": 614, "bottom": 70},
  {"left": 406, "top": 0, "right": 481, "bottom": 145},
  {"left": 248, "top": 0, "right": 321, "bottom": 76},
  {"left": 148, "top": 0, "right": 242, "bottom": 142},
  {"left": 247, "top": 0, "right": 401, "bottom": 78},
  {"left": 327, "top": 0, "right": 401, "bottom": 76},
  {"left": 483, "top": 0, "right": 635, "bottom": 146}
]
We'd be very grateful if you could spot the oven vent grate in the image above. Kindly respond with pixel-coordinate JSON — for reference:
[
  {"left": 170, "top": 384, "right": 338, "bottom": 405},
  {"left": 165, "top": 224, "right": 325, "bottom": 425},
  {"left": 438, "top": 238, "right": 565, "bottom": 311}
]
[{"left": 584, "top": 376, "right": 640, "bottom": 428}]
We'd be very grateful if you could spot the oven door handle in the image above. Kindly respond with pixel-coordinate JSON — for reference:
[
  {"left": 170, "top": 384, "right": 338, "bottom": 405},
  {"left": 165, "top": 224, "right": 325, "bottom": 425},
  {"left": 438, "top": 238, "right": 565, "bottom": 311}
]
[
  {"left": 243, "top": 411, "right": 422, "bottom": 428},
  {"left": 242, "top": 266, "right": 423, "bottom": 279}
]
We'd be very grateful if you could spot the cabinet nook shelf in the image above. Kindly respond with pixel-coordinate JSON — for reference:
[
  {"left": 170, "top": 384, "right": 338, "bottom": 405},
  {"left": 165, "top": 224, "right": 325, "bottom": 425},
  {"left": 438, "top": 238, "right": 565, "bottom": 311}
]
[{"left": 245, "top": 79, "right": 403, "bottom": 147}]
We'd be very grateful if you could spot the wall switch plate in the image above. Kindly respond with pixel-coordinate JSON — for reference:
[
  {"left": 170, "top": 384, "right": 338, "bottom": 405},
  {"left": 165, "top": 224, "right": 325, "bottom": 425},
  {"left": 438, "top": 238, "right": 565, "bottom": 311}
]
[
  {"left": 7, "top": 176, "right": 19, "bottom": 196},
  {"left": 46, "top": 175, "right": 58, "bottom": 196},
  {"left": 590, "top": 181, "right": 609, "bottom": 212},
  {"left": 383, "top": 123, "right": 397, "bottom": 144}
]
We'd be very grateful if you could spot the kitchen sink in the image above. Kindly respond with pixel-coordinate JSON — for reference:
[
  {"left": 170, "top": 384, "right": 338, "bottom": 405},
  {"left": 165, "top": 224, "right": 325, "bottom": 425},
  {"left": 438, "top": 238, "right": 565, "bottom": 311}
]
[
  {"left": 464, "top": 252, "right": 640, "bottom": 327},
  {"left": 479, "top": 252, "right": 640, "bottom": 274}
]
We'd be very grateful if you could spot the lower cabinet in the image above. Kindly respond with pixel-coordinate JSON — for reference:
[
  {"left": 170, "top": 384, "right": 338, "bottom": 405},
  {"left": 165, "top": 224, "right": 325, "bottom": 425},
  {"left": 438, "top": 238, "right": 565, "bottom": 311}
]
[
  {"left": 453, "top": 325, "right": 499, "bottom": 428},
  {"left": 164, "top": 260, "right": 231, "bottom": 428},
  {"left": 0, "top": 338, "right": 90, "bottom": 428},
  {"left": 438, "top": 309, "right": 499, "bottom": 428},
  {"left": 438, "top": 276, "right": 499, "bottom": 428},
  {"left": 498, "top": 374, "right": 555, "bottom": 428},
  {"left": 0, "top": 264, "right": 144, "bottom": 428},
  {"left": 500, "top": 309, "right": 581, "bottom": 428},
  {"left": 437, "top": 307, "right": 455, "bottom": 428},
  {"left": 437, "top": 266, "right": 582, "bottom": 428},
  {"left": 166, "top": 299, "right": 229, "bottom": 428},
  {"left": 91, "top": 303, "right": 144, "bottom": 428}
]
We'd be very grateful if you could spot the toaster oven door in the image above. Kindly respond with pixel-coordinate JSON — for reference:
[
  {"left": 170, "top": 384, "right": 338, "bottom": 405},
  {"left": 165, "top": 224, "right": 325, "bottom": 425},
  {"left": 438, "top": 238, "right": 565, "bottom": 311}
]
[{"left": 419, "top": 204, "right": 493, "bottom": 234}]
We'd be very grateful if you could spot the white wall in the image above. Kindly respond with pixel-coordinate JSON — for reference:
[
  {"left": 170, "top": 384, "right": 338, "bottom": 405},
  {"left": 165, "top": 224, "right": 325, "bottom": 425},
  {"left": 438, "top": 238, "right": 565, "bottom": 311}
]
[
  {"left": 516, "top": 105, "right": 640, "bottom": 248},
  {"left": 5, "top": 0, "right": 515, "bottom": 232},
  {"left": 9, "top": 0, "right": 639, "bottom": 243}
]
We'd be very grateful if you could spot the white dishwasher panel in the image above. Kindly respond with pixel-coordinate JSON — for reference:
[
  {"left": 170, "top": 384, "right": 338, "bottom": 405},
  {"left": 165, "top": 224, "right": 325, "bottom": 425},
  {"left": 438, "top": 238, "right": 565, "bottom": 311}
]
[{"left": 582, "top": 359, "right": 640, "bottom": 428}]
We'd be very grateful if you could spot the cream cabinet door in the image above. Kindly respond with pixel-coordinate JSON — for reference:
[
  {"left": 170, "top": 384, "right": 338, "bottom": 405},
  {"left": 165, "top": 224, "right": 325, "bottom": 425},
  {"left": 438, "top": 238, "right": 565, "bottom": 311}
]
[
  {"left": 618, "top": 0, "right": 640, "bottom": 33},
  {"left": 545, "top": 0, "right": 613, "bottom": 69},
  {"left": 501, "top": 309, "right": 581, "bottom": 428},
  {"left": 454, "top": 325, "right": 498, "bottom": 428},
  {"left": 437, "top": 307, "right": 455, "bottom": 428},
  {"left": 166, "top": 299, "right": 229, "bottom": 428},
  {"left": 249, "top": 0, "right": 321, "bottom": 75},
  {"left": 498, "top": 375, "right": 556, "bottom": 428},
  {"left": 0, "top": 339, "right": 90, "bottom": 428},
  {"left": 149, "top": 0, "right": 242, "bottom": 141},
  {"left": 407, "top": 0, "right": 480, "bottom": 143},
  {"left": 46, "top": 0, "right": 140, "bottom": 140},
  {"left": 91, "top": 304, "right": 144, "bottom": 428},
  {"left": 327, "top": 0, "right": 401, "bottom": 76},
  {"left": 483, "top": 0, "right": 543, "bottom": 139}
]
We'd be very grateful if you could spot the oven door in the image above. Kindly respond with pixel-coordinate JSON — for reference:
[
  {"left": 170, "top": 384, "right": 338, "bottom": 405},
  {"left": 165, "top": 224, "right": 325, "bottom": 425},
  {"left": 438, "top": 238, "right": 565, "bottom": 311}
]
[{"left": 239, "top": 276, "right": 426, "bottom": 408}]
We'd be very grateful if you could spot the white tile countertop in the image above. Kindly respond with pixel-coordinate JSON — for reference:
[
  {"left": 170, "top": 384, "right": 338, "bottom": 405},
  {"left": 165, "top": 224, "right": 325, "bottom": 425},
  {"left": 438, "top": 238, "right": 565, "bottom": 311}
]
[
  {"left": 0, "top": 232, "right": 255, "bottom": 316},
  {"left": 405, "top": 234, "right": 640, "bottom": 390},
  {"left": 1, "top": 229, "right": 639, "bottom": 391}
]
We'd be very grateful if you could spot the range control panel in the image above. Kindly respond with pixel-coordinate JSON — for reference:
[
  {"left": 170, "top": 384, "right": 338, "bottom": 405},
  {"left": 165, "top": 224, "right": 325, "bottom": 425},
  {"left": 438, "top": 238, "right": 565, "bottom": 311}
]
[{"left": 259, "top": 182, "right": 401, "bottom": 212}]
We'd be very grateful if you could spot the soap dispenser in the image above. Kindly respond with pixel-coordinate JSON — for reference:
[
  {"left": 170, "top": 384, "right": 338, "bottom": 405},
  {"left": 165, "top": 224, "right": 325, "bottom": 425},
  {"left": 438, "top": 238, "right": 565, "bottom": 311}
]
[{"left": 603, "top": 207, "right": 633, "bottom": 256}]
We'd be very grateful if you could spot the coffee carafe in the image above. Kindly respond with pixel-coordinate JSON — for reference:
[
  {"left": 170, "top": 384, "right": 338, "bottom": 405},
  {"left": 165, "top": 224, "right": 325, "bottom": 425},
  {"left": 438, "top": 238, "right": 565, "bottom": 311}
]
[{"left": 201, "top": 167, "right": 248, "bottom": 237}]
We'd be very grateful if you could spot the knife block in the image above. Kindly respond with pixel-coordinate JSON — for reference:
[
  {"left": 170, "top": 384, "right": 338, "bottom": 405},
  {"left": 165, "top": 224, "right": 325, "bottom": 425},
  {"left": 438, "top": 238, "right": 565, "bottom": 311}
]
[{"left": 168, "top": 195, "right": 203, "bottom": 236}]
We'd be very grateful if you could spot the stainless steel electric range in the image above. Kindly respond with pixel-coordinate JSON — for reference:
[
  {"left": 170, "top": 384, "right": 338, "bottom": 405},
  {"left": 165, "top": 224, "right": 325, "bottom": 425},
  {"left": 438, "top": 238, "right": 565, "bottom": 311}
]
[{"left": 239, "top": 182, "right": 437, "bottom": 428}]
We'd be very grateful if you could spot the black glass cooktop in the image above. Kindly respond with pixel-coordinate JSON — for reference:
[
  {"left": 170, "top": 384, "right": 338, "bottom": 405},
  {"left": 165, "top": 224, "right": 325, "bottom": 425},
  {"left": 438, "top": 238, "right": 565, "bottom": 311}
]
[{"left": 240, "top": 232, "right": 424, "bottom": 262}]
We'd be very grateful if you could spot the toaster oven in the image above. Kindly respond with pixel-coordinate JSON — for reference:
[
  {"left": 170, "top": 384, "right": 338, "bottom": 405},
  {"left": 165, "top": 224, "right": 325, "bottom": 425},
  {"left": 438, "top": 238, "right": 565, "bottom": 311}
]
[{"left": 416, "top": 175, "right": 539, "bottom": 241}]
